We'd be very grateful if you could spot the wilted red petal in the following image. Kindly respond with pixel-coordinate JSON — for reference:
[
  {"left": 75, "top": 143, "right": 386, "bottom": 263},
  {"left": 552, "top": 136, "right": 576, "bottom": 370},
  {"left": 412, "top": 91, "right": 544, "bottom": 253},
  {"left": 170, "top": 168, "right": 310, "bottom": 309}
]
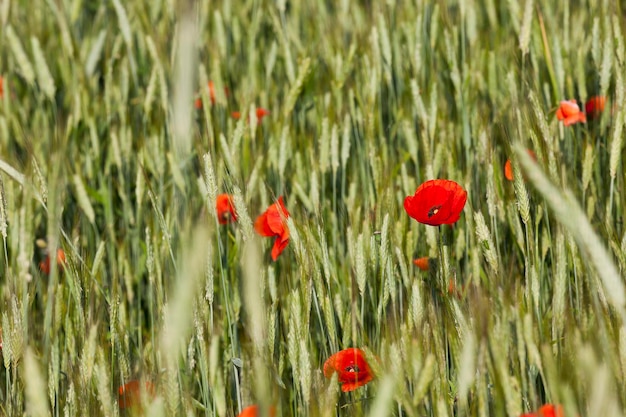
[{"left": 323, "top": 348, "right": 374, "bottom": 392}]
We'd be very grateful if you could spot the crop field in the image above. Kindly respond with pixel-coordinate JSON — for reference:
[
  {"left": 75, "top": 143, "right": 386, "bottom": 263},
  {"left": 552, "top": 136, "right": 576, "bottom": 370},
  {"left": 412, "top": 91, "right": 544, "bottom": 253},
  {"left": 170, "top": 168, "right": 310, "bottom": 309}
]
[{"left": 1, "top": 0, "right": 625, "bottom": 416}]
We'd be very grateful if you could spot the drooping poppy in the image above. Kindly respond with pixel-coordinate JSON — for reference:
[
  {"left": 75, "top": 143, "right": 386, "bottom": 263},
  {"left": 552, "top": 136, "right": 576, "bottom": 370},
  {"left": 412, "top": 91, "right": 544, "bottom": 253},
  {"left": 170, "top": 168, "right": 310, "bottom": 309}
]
[
  {"left": 585, "top": 95, "right": 606, "bottom": 119},
  {"left": 413, "top": 257, "right": 430, "bottom": 271},
  {"left": 237, "top": 405, "right": 276, "bottom": 417},
  {"left": 216, "top": 194, "right": 238, "bottom": 224},
  {"left": 118, "top": 380, "right": 155, "bottom": 410},
  {"left": 231, "top": 108, "right": 270, "bottom": 122},
  {"left": 323, "top": 348, "right": 375, "bottom": 392},
  {"left": 404, "top": 179, "right": 467, "bottom": 226},
  {"left": 556, "top": 99, "right": 586, "bottom": 126},
  {"left": 39, "top": 248, "right": 66, "bottom": 275},
  {"left": 254, "top": 196, "right": 290, "bottom": 261},
  {"left": 504, "top": 150, "right": 536, "bottom": 181}
]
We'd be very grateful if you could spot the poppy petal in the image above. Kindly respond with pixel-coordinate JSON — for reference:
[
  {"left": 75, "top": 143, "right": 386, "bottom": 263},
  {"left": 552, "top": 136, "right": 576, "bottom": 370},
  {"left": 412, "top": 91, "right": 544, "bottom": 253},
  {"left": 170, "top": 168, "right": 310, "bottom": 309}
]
[
  {"left": 405, "top": 180, "right": 467, "bottom": 226},
  {"left": 271, "top": 236, "right": 289, "bottom": 261},
  {"left": 254, "top": 212, "right": 273, "bottom": 237},
  {"left": 323, "top": 348, "right": 375, "bottom": 391}
]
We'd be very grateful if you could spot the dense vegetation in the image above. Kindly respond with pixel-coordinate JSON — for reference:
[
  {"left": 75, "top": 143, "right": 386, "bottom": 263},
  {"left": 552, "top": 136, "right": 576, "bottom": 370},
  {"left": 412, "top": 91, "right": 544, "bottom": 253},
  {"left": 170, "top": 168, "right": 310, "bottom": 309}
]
[{"left": 1, "top": 1, "right": 625, "bottom": 416}]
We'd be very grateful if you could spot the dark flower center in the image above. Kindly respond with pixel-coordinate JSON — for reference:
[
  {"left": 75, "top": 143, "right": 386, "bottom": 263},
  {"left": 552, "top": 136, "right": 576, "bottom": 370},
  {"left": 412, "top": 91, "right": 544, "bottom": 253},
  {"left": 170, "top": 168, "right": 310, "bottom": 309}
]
[
  {"left": 345, "top": 365, "right": 360, "bottom": 373},
  {"left": 428, "top": 205, "right": 442, "bottom": 218}
]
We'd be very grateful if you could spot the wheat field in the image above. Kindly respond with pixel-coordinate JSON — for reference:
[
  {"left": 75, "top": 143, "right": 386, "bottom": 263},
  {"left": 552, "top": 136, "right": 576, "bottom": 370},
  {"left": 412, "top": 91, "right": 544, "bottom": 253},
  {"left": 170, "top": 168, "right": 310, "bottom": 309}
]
[{"left": 0, "top": 1, "right": 625, "bottom": 416}]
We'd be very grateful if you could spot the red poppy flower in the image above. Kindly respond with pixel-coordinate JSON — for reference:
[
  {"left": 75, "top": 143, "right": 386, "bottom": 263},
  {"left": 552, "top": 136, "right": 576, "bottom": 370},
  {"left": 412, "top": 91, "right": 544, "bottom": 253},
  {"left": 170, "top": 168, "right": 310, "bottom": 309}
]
[
  {"left": 237, "top": 405, "right": 276, "bottom": 417},
  {"left": 323, "top": 348, "right": 375, "bottom": 392},
  {"left": 39, "top": 249, "right": 66, "bottom": 275},
  {"left": 447, "top": 280, "right": 465, "bottom": 299},
  {"left": 413, "top": 257, "right": 430, "bottom": 271},
  {"left": 536, "top": 404, "right": 564, "bottom": 417},
  {"left": 556, "top": 99, "right": 586, "bottom": 126},
  {"left": 216, "top": 194, "right": 237, "bottom": 224},
  {"left": 254, "top": 197, "right": 290, "bottom": 261},
  {"left": 194, "top": 81, "right": 229, "bottom": 109},
  {"left": 518, "top": 404, "right": 564, "bottom": 417},
  {"left": 404, "top": 179, "right": 467, "bottom": 226},
  {"left": 231, "top": 108, "right": 270, "bottom": 122},
  {"left": 0, "top": 76, "right": 4, "bottom": 99},
  {"left": 118, "top": 380, "right": 155, "bottom": 410},
  {"left": 585, "top": 95, "right": 606, "bottom": 119},
  {"left": 504, "top": 150, "right": 536, "bottom": 181}
]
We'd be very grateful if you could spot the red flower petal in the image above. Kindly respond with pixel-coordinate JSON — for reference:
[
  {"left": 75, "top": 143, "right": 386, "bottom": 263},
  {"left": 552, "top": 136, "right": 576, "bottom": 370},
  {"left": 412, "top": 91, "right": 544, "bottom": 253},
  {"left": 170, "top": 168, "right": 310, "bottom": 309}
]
[
  {"left": 556, "top": 100, "right": 585, "bottom": 126},
  {"left": 39, "top": 249, "right": 66, "bottom": 275},
  {"left": 323, "top": 348, "right": 374, "bottom": 392},
  {"left": 585, "top": 95, "right": 606, "bottom": 119},
  {"left": 118, "top": 380, "right": 155, "bottom": 410},
  {"left": 237, "top": 405, "right": 276, "bottom": 417},
  {"left": 537, "top": 404, "right": 564, "bottom": 417},
  {"left": 413, "top": 257, "right": 430, "bottom": 271},
  {"left": 404, "top": 179, "right": 467, "bottom": 226},
  {"left": 255, "top": 197, "right": 290, "bottom": 261},
  {"left": 216, "top": 194, "right": 237, "bottom": 224}
]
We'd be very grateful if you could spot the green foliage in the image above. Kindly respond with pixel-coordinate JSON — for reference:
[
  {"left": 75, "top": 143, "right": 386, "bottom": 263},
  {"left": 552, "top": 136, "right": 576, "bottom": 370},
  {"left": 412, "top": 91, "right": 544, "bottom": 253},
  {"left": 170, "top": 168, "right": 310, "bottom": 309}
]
[{"left": 0, "top": 0, "right": 625, "bottom": 416}]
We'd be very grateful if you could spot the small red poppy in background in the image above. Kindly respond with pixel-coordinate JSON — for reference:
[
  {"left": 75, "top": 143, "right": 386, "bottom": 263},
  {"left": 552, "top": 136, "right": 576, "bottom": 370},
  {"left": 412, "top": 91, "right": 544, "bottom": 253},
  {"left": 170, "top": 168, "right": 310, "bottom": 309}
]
[
  {"left": 323, "top": 348, "right": 375, "bottom": 392},
  {"left": 519, "top": 404, "right": 564, "bottom": 417},
  {"left": 216, "top": 194, "right": 237, "bottom": 225},
  {"left": 118, "top": 380, "right": 155, "bottom": 410},
  {"left": 585, "top": 95, "right": 606, "bottom": 119},
  {"left": 254, "top": 196, "right": 290, "bottom": 261},
  {"left": 556, "top": 100, "right": 586, "bottom": 126},
  {"left": 39, "top": 248, "right": 66, "bottom": 275},
  {"left": 194, "top": 81, "right": 229, "bottom": 109},
  {"left": 447, "top": 280, "right": 465, "bottom": 299},
  {"left": 504, "top": 150, "right": 536, "bottom": 181},
  {"left": 231, "top": 108, "right": 270, "bottom": 122},
  {"left": 413, "top": 257, "right": 430, "bottom": 271},
  {"left": 237, "top": 405, "right": 276, "bottom": 417},
  {"left": 404, "top": 179, "right": 467, "bottom": 226},
  {"left": 0, "top": 76, "right": 4, "bottom": 99},
  {"left": 536, "top": 404, "right": 564, "bottom": 417}
]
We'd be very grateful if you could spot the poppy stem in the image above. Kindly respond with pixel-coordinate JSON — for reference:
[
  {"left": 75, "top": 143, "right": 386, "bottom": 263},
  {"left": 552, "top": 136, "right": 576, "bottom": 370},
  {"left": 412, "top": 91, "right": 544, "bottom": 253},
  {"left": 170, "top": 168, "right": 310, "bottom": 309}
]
[{"left": 438, "top": 226, "right": 453, "bottom": 292}]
